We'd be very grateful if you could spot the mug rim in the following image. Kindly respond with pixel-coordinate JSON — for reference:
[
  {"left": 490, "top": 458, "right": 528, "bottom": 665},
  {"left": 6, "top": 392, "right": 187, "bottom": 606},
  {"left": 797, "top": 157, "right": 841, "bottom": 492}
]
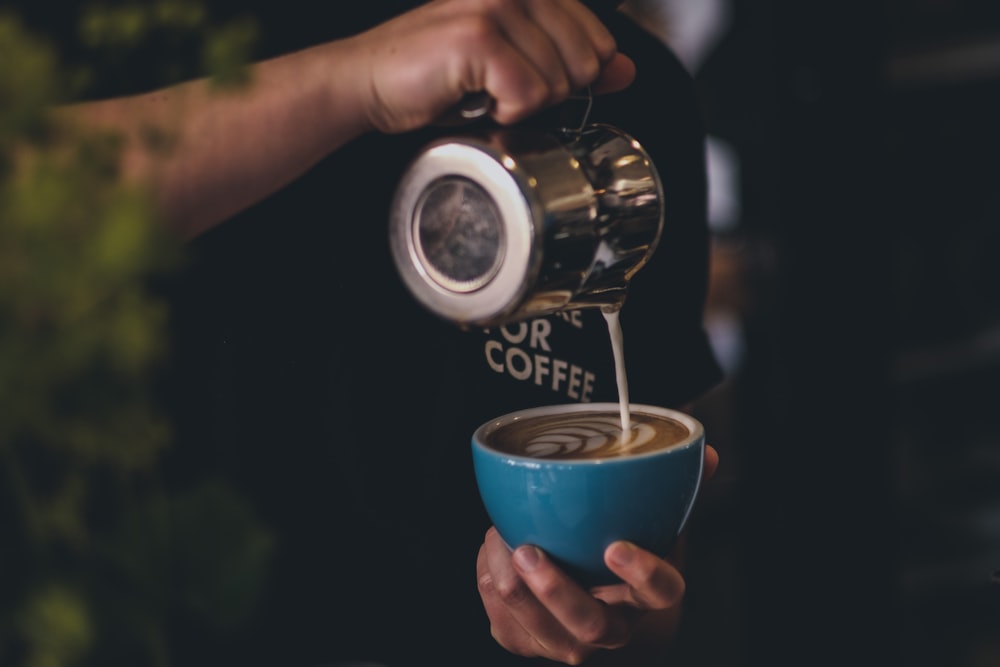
[{"left": 472, "top": 402, "right": 704, "bottom": 464}]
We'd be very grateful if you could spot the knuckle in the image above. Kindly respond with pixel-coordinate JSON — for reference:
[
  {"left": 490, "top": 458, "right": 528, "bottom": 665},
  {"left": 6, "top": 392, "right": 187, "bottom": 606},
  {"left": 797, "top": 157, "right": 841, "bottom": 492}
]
[
  {"left": 497, "top": 86, "right": 547, "bottom": 124},
  {"left": 576, "top": 616, "right": 613, "bottom": 646},
  {"left": 550, "top": 79, "right": 571, "bottom": 101},
  {"left": 571, "top": 54, "right": 602, "bottom": 88},
  {"left": 590, "top": 28, "right": 618, "bottom": 62},
  {"left": 598, "top": 36, "right": 618, "bottom": 61},
  {"left": 667, "top": 576, "right": 687, "bottom": 607},
  {"left": 477, "top": 572, "right": 496, "bottom": 597},
  {"left": 634, "top": 564, "right": 686, "bottom": 609},
  {"left": 562, "top": 647, "right": 589, "bottom": 666},
  {"left": 526, "top": 575, "right": 561, "bottom": 605},
  {"left": 631, "top": 560, "right": 659, "bottom": 589},
  {"left": 526, "top": 84, "right": 550, "bottom": 110},
  {"left": 495, "top": 576, "right": 534, "bottom": 607}
]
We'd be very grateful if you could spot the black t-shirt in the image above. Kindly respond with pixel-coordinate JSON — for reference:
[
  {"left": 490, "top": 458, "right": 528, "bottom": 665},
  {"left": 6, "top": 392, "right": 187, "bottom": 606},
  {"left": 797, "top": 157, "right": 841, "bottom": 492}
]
[{"left": 16, "top": 2, "right": 721, "bottom": 666}]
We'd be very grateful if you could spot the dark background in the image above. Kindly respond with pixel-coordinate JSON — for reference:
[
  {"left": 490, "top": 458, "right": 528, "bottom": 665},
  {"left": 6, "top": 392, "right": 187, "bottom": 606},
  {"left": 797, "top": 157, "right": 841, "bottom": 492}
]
[{"left": 652, "top": 0, "right": 1000, "bottom": 665}]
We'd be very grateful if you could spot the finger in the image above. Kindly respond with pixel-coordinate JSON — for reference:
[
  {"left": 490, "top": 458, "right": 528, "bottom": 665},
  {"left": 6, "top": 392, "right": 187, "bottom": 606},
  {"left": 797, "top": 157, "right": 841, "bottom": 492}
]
[
  {"left": 602, "top": 541, "right": 686, "bottom": 610},
  {"left": 704, "top": 444, "right": 720, "bottom": 481},
  {"left": 512, "top": 545, "right": 631, "bottom": 651},
  {"left": 400, "top": 2, "right": 554, "bottom": 125},
  {"left": 480, "top": 0, "right": 629, "bottom": 121},
  {"left": 551, "top": 0, "right": 634, "bottom": 95},
  {"left": 519, "top": 0, "right": 602, "bottom": 92},
  {"left": 591, "top": 52, "right": 636, "bottom": 94},
  {"left": 477, "top": 536, "right": 548, "bottom": 657},
  {"left": 522, "top": 0, "right": 633, "bottom": 96},
  {"left": 490, "top": 2, "right": 575, "bottom": 102},
  {"left": 482, "top": 529, "right": 568, "bottom": 655},
  {"left": 471, "top": 19, "right": 567, "bottom": 120},
  {"left": 472, "top": 31, "right": 556, "bottom": 124},
  {"left": 550, "top": 0, "right": 620, "bottom": 66}
]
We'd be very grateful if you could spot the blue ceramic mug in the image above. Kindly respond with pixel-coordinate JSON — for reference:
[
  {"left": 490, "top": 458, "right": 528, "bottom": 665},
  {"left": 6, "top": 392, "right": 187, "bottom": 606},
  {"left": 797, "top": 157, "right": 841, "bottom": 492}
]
[{"left": 472, "top": 402, "right": 705, "bottom": 588}]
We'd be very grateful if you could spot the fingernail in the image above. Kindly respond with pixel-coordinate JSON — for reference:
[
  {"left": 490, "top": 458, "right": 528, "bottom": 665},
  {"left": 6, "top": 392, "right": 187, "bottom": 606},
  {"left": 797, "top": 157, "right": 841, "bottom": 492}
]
[
  {"left": 514, "top": 545, "right": 540, "bottom": 572},
  {"left": 606, "top": 541, "right": 635, "bottom": 567}
]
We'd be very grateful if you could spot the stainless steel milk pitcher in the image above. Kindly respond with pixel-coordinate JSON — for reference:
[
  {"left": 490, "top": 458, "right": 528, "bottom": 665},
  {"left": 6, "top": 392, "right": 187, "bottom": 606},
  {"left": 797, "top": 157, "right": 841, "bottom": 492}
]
[{"left": 389, "top": 121, "right": 664, "bottom": 328}]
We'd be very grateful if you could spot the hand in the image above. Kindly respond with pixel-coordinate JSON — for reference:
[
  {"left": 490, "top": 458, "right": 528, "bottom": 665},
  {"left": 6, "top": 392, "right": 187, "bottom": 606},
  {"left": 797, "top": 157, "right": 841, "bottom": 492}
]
[
  {"left": 344, "top": 0, "right": 636, "bottom": 133},
  {"left": 475, "top": 445, "right": 719, "bottom": 664}
]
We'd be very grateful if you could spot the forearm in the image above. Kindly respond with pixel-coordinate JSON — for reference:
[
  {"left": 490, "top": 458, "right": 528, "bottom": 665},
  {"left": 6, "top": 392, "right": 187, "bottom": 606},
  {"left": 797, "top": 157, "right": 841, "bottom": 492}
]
[
  {"left": 52, "top": 39, "right": 368, "bottom": 239},
  {"left": 46, "top": 0, "right": 632, "bottom": 241}
]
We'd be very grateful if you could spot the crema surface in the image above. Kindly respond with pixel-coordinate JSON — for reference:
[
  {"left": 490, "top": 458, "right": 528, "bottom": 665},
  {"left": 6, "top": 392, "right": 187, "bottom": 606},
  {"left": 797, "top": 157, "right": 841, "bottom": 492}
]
[{"left": 488, "top": 411, "right": 689, "bottom": 460}]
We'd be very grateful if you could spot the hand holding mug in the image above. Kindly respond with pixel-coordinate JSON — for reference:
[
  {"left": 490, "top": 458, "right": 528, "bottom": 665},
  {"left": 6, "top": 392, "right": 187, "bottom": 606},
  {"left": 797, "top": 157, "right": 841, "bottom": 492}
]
[
  {"left": 475, "top": 437, "right": 720, "bottom": 663},
  {"left": 343, "top": 0, "right": 636, "bottom": 133}
]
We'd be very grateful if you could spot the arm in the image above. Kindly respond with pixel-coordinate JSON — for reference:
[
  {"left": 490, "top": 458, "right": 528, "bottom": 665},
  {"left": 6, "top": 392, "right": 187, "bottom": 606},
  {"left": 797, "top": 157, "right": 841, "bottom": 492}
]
[{"left": 51, "top": 0, "right": 635, "bottom": 240}]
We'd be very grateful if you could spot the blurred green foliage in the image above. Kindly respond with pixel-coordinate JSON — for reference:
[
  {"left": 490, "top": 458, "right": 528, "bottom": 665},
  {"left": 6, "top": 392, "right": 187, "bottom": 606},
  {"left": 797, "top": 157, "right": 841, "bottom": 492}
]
[{"left": 0, "top": 3, "right": 271, "bottom": 666}]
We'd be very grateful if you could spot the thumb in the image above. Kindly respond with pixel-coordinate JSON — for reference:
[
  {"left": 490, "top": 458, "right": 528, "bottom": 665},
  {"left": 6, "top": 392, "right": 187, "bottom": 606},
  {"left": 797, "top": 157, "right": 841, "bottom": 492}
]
[{"left": 591, "top": 53, "right": 636, "bottom": 95}]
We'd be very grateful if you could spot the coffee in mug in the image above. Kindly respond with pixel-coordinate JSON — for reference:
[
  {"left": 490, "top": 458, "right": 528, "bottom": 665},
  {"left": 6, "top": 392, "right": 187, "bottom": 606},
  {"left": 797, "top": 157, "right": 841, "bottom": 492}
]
[
  {"left": 472, "top": 403, "right": 705, "bottom": 586},
  {"left": 485, "top": 409, "right": 690, "bottom": 461}
]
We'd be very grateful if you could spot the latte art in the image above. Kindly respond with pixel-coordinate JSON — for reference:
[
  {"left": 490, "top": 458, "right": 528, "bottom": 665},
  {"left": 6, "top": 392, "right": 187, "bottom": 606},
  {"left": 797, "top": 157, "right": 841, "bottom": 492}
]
[
  {"left": 488, "top": 410, "right": 689, "bottom": 461},
  {"left": 522, "top": 415, "right": 657, "bottom": 457}
]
